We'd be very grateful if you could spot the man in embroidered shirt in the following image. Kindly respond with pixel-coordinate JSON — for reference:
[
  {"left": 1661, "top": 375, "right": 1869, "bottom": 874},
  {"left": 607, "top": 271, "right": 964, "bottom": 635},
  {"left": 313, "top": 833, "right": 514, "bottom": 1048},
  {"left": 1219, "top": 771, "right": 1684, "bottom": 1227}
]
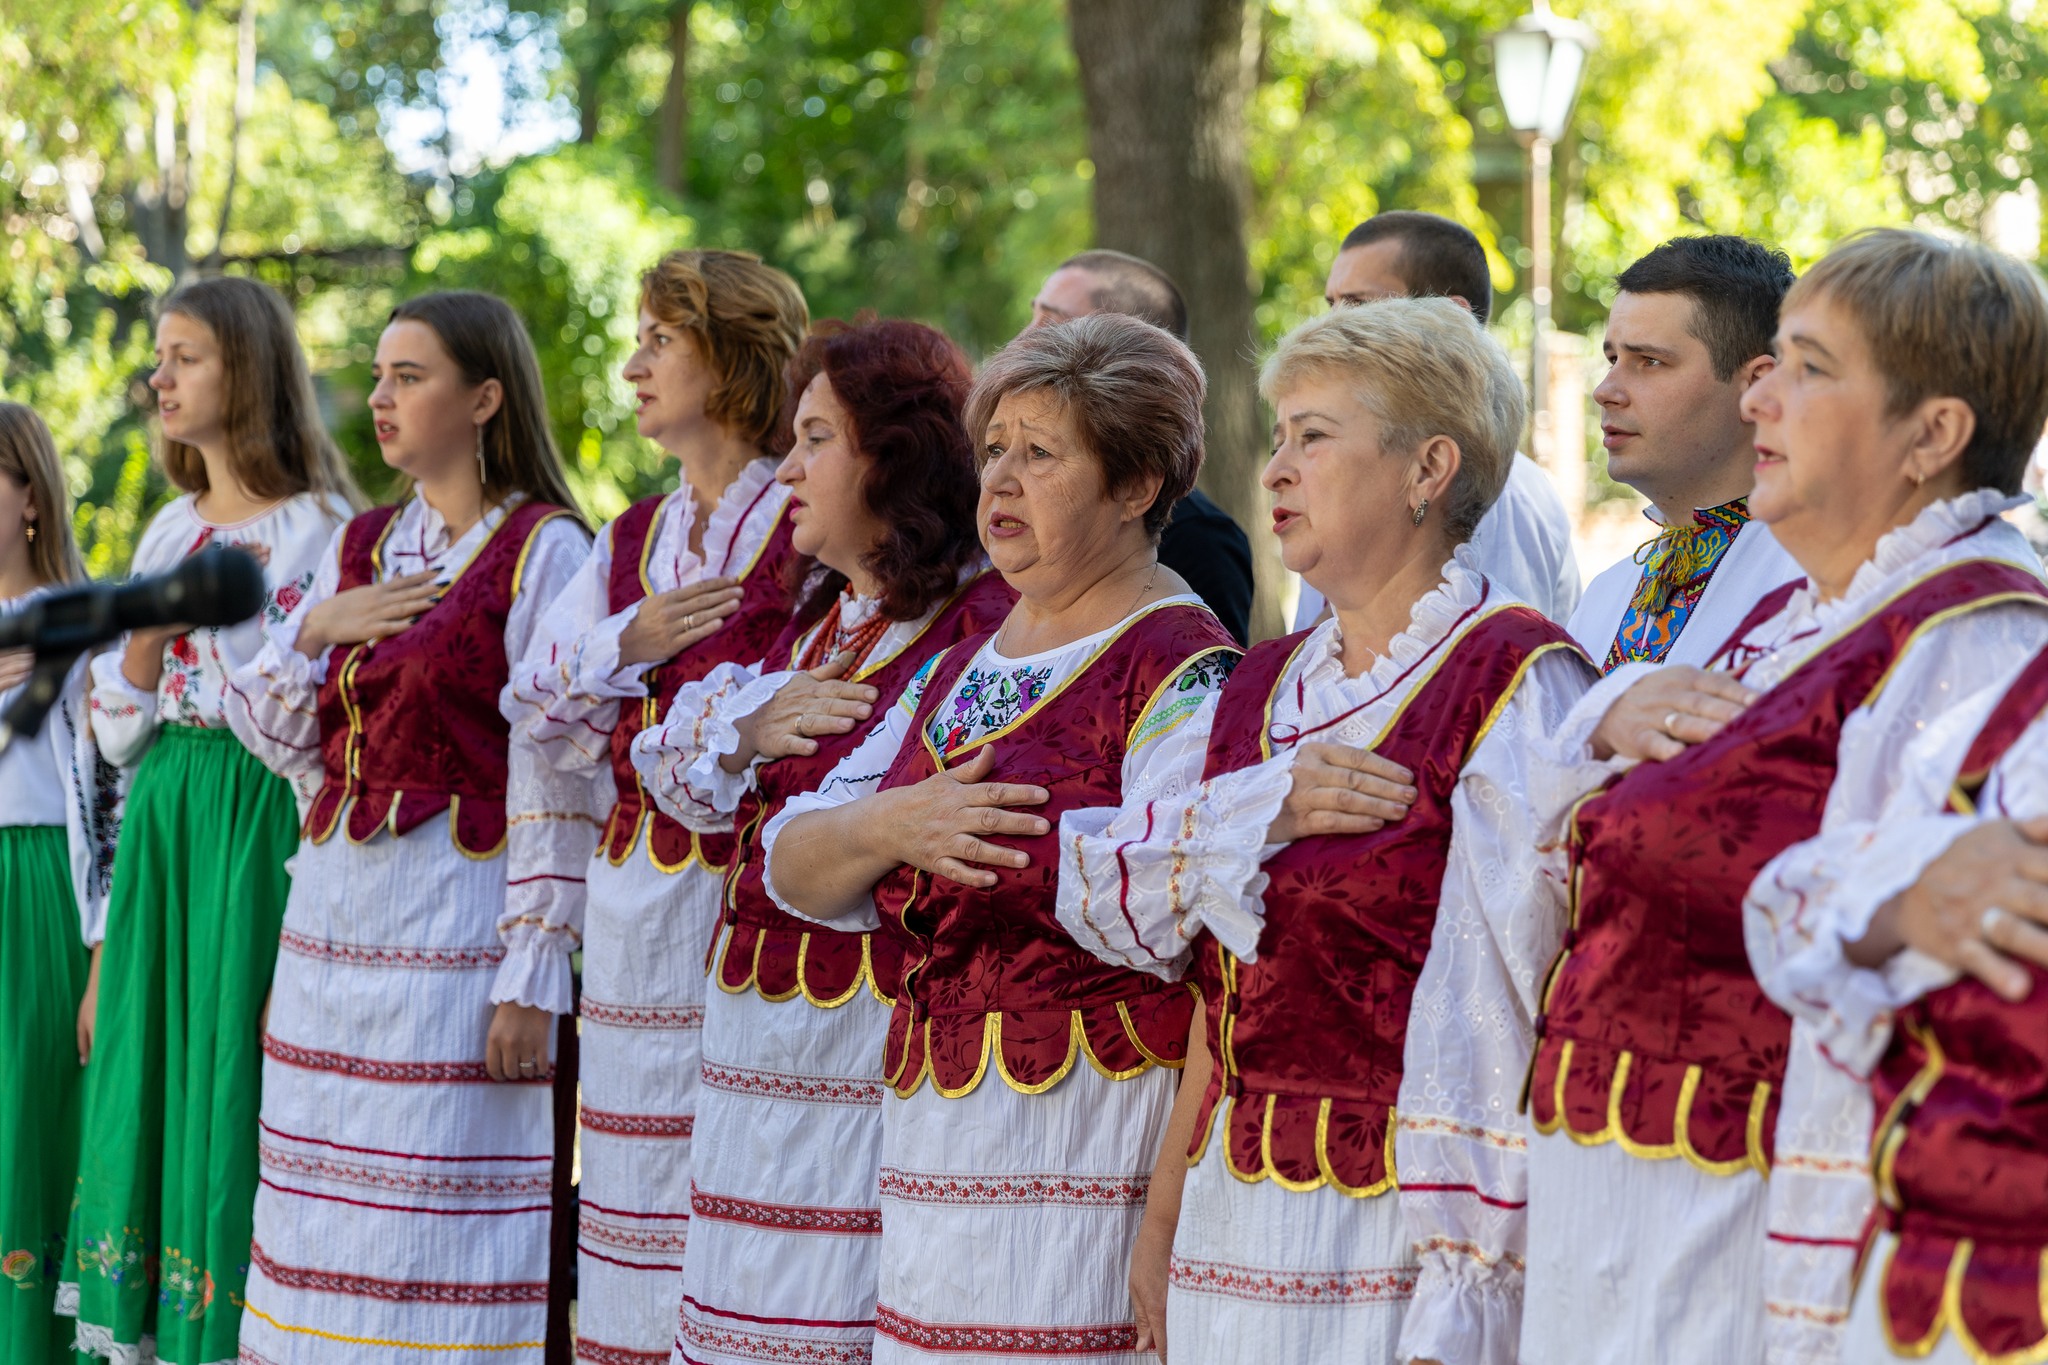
[
  {"left": 1293, "top": 210, "right": 1583, "bottom": 627},
  {"left": 1568, "top": 235, "right": 1804, "bottom": 669}
]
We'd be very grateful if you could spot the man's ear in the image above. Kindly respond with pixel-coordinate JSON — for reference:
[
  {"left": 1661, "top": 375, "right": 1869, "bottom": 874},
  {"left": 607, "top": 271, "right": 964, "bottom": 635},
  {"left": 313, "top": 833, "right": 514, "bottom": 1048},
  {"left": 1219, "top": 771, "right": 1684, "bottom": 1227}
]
[{"left": 1735, "top": 353, "right": 1776, "bottom": 392}]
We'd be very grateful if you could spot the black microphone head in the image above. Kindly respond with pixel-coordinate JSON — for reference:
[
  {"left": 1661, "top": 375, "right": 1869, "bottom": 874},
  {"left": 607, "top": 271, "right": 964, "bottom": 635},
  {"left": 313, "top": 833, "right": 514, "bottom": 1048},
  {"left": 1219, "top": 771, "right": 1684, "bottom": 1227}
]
[{"left": 167, "top": 547, "right": 269, "bottom": 628}]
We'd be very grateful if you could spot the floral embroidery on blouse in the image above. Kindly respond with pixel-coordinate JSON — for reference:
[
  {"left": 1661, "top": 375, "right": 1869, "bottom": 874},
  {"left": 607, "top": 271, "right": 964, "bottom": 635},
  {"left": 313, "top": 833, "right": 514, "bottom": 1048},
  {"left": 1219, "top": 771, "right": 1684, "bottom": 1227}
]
[
  {"left": 929, "top": 662, "right": 1056, "bottom": 753},
  {"left": 1605, "top": 497, "right": 1752, "bottom": 670}
]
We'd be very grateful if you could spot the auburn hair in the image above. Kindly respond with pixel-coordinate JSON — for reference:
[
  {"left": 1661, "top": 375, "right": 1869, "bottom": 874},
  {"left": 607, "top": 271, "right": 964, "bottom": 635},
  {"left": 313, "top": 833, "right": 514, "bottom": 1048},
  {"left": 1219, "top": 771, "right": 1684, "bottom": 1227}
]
[{"left": 640, "top": 249, "right": 809, "bottom": 454}]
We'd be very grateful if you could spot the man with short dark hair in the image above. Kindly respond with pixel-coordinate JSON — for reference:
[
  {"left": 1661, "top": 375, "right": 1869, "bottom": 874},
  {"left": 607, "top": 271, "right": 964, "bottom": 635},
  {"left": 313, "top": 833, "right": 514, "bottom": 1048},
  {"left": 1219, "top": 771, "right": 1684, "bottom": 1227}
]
[
  {"left": 1023, "top": 251, "right": 1255, "bottom": 644},
  {"left": 1295, "top": 210, "right": 1583, "bottom": 626},
  {"left": 1569, "top": 235, "right": 1802, "bottom": 669}
]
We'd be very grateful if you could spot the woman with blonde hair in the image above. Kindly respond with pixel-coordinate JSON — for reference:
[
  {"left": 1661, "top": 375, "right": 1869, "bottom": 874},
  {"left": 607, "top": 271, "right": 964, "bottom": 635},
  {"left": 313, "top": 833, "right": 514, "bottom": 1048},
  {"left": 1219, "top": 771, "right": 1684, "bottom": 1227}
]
[
  {"left": 504, "top": 248, "right": 809, "bottom": 1364},
  {"left": 1054, "top": 299, "right": 1594, "bottom": 1363},
  {"left": 224, "top": 289, "right": 590, "bottom": 1361},
  {"left": 65, "top": 274, "right": 361, "bottom": 1365},
  {"left": 0, "top": 403, "right": 118, "bottom": 1364}
]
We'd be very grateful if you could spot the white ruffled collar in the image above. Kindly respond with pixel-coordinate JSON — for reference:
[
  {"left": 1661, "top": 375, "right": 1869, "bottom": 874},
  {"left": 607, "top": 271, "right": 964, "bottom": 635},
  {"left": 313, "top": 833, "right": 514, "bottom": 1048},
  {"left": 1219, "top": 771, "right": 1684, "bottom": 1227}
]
[
  {"left": 394, "top": 491, "right": 518, "bottom": 571},
  {"left": 1303, "top": 543, "right": 1487, "bottom": 692},
  {"left": 650, "top": 457, "right": 782, "bottom": 587},
  {"left": 1780, "top": 487, "right": 2026, "bottom": 629}
]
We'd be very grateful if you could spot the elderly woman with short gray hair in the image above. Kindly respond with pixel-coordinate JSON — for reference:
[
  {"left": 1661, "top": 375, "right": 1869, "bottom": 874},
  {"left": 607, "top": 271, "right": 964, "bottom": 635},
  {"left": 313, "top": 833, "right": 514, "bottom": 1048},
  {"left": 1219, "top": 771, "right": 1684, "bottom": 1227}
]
[
  {"left": 764, "top": 313, "right": 1241, "bottom": 1358},
  {"left": 1051, "top": 297, "right": 1597, "bottom": 1364}
]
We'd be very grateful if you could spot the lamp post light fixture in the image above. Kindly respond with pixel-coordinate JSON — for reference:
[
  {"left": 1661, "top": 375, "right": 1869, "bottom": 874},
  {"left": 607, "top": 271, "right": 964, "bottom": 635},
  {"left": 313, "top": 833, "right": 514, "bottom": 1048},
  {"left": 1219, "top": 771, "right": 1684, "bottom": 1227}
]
[{"left": 1490, "top": 0, "right": 1595, "bottom": 469}]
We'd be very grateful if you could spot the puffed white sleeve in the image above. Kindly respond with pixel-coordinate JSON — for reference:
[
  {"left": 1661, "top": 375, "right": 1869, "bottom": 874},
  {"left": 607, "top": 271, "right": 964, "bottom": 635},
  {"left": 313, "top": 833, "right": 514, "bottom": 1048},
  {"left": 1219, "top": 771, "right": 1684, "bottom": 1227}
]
[
  {"left": 500, "top": 519, "right": 624, "bottom": 778},
  {"left": 1053, "top": 685, "right": 1288, "bottom": 982},
  {"left": 1395, "top": 646, "right": 1593, "bottom": 1365},
  {"left": 1750, "top": 606, "right": 2048, "bottom": 1365},
  {"left": 492, "top": 517, "right": 605, "bottom": 1015},
  {"left": 53, "top": 655, "right": 121, "bottom": 947},
  {"left": 631, "top": 659, "right": 792, "bottom": 832},
  {"left": 758, "top": 653, "right": 938, "bottom": 933},
  {"left": 87, "top": 514, "right": 186, "bottom": 768},
  {"left": 222, "top": 522, "right": 345, "bottom": 787},
  {"left": 1522, "top": 656, "right": 1653, "bottom": 875}
]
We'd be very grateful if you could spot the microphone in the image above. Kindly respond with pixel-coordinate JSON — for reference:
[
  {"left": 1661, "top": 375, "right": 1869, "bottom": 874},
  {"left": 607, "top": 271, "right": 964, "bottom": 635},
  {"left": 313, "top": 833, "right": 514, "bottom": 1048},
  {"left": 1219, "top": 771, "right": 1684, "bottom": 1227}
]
[
  {"left": 0, "top": 547, "right": 268, "bottom": 746},
  {"left": 0, "top": 546, "right": 268, "bottom": 654}
]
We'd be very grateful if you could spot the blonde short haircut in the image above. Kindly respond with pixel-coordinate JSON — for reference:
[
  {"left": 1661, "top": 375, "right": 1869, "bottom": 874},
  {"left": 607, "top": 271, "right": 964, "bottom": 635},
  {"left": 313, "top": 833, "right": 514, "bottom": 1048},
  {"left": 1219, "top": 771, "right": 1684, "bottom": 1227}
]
[
  {"left": 1785, "top": 228, "right": 2048, "bottom": 495},
  {"left": 640, "top": 249, "right": 810, "bottom": 452},
  {"left": 1260, "top": 297, "right": 1524, "bottom": 542}
]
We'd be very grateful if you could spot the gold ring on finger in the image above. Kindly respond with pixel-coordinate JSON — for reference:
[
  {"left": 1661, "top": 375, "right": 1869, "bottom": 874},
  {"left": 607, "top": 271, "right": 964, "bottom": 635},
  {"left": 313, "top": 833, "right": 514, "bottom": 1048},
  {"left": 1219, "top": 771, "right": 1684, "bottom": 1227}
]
[
  {"left": 685, "top": 613, "right": 697, "bottom": 629},
  {"left": 1982, "top": 905, "right": 2011, "bottom": 943},
  {"left": 1663, "top": 711, "right": 1682, "bottom": 735}
]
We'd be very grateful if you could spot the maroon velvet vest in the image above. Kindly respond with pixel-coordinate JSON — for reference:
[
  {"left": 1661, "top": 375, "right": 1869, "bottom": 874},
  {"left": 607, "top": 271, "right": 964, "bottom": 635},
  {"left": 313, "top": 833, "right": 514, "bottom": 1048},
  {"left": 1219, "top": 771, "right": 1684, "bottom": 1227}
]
[
  {"left": 870, "top": 601, "right": 1239, "bottom": 1099},
  {"left": 1529, "top": 558, "right": 2048, "bottom": 1174},
  {"left": 710, "top": 570, "right": 1017, "bottom": 1008},
  {"left": 1870, "top": 644, "right": 2048, "bottom": 1358},
  {"left": 1189, "top": 604, "right": 1584, "bottom": 1196},
  {"left": 598, "top": 484, "right": 800, "bottom": 873},
  {"left": 307, "top": 499, "right": 574, "bottom": 857}
]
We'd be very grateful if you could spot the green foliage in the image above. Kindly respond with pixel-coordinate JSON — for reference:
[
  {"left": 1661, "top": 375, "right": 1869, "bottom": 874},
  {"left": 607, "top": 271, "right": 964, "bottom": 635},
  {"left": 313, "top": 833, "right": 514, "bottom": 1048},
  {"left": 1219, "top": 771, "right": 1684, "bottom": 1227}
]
[{"left": 3, "top": 0, "right": 2045, "bottom": 576}]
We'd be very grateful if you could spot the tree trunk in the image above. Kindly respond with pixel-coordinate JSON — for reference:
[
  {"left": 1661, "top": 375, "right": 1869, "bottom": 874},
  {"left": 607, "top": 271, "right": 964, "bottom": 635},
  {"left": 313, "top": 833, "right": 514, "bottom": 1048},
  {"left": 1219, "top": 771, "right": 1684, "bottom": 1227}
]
[
  {"left": 201, "top": 0, "right": 257, "bottom": 268},
  {"left": 576, "top": 0, "right": 607, "bottom": 145},
  {"left": 654, "top": 0, "right": 692, "bottom": 196},
  {"left": 1068, "top": 0, "right": 1280, "bottom": 640}
]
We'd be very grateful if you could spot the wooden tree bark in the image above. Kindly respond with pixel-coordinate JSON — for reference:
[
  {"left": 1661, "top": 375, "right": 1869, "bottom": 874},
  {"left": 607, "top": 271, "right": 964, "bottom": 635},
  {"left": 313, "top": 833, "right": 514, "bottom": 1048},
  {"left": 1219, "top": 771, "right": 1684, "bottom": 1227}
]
[
  {"left": 1068, "top": 0, "right": 1281, "bottom": 640},
  {"left": 654, "top": 0, "right": 692, "bottom": 197}
]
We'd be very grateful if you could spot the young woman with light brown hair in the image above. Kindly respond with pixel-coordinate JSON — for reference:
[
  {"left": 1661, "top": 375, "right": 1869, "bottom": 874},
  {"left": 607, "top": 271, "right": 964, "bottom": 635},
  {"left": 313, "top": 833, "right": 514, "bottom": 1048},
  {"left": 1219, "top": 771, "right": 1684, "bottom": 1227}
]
[
  {"left": 65, "top": 275, "right": 360, "bottom": 1365},
  {"left": 0, "top": 403, "right": 117, "bottom": 1365}
]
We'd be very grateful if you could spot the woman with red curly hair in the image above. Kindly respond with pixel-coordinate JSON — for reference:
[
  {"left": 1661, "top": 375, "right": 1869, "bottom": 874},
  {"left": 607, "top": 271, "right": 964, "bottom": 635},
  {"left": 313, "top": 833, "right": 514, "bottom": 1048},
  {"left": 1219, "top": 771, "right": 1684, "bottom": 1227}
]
[{"left": 632, "top": 317, "right": 1011, "bottom": 1365}]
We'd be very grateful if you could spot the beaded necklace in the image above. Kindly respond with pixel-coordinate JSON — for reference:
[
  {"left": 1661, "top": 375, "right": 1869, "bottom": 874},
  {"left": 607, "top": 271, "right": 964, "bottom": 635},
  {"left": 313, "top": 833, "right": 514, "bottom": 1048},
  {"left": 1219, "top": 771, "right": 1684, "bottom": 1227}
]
[{"left": 798, "top": 592, "right": 891, "bottom": 673}]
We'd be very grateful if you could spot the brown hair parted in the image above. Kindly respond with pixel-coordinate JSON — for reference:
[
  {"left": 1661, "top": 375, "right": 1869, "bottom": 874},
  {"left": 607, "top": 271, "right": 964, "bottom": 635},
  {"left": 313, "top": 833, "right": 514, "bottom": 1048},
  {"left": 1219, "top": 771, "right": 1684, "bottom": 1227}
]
[
  {"left": 1616, "top": 235, "right": 1794, "bottom": 381},
  {"left": 0, "top": 404, "right": 85, "bottom": 585},
  {"left": 157, "top": 276, "right": 363, "bottom": 509},
  {"left": 1260, "top": 297, "right": 1525, "bottom": 544},
  {"left": 965, "top": 314, "right": 1206, "bottom": 539},
  {"left": 640, "top": 249, "right": 810, "bottom": 453},
  {"left": 388, "top": 291, "right": 583, "bottom": 519},
  {"left": 784, "top": 317, "right": 980, "bottom": 625},
  {"left": 1056, "top": 250, "right": 1190, "bottom": 341},
  {"left": 1339, "top": 211, "right": 1495, "bottom": 325},
  {"left": 1785, "top": 228, "right": 2048, "bottom": 496}
]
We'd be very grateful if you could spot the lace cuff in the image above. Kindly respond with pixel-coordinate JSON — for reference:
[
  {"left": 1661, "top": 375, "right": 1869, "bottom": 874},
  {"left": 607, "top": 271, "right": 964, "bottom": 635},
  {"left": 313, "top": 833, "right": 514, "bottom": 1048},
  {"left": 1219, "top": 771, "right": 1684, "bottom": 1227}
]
[
  {"left": 86, "top": 648, "right": 160, "bottom": 768},
  {"left": 1748, "top": 814, "right": 1970, "bottom": 1076},
  {"left": 1397, "top": 1250, "right": 1522, "bottom": 1365},
  {"left": 570, "top": 607, "right": 655, "bottom": 700},
  {"left": 489, "top": 931, "right": 576, "bottom": 1016},
  {"left": 677, "top": 667, "right": 796, "bottom": 825},
  {"left": 1053, "top": 753, "right": 1290, "bottom": 979},
  {"left": 260, "top": 614, "right": 330, "bottom": 688}
]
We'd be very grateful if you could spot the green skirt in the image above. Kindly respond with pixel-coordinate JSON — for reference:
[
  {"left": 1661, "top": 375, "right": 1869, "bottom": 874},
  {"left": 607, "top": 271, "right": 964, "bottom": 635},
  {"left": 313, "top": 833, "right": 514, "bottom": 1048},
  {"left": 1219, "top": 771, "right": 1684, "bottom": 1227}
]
[
  {"left": 0, "top": 824, "right": 89, "bottom": 1365},
  {"left": 64, "top": 726, "right": 297, "bottom": 1365}
]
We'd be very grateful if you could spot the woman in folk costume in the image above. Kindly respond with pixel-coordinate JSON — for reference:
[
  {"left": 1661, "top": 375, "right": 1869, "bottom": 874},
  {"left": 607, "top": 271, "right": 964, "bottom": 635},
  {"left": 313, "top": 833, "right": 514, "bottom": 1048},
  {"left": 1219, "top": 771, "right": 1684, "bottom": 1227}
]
[
  {"left": 1517, "top": 228, "right": 2048, "bottom": 1365},
  {"left": 0, "top": 405, "right": 120, "bottom": 1364},
  {"left": 1051, "top": 300, "right": 1595, "bottom": 1364},
  {"left": 767, "top": 314, "right": 1239, "bottom": 1361},
  {"left": 1741, "top": 251, "right": 2048, "bottom": 1364},
  {"left": 222, "top": 290, "right": 588, "bottom": 1362},
  {"left": 503, "top": 249, "right": 808, "bottom": 1365},
  {"left": 630, "top": 317, "right": 1013, "bottom": 1365},
  {"left": 67, "top": 276, "right": 361, "bottom": 1365}
]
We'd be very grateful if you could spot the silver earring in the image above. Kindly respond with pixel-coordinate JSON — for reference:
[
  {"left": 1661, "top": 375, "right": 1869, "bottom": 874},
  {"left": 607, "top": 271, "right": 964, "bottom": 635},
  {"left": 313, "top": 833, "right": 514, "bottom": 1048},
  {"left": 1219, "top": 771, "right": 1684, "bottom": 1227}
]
[
  {"left": 475, "top": 423, "right": 487, "bottom": 483},
  {"left": 1411, "top": 498, "right": 1428, "bottom": 526}
]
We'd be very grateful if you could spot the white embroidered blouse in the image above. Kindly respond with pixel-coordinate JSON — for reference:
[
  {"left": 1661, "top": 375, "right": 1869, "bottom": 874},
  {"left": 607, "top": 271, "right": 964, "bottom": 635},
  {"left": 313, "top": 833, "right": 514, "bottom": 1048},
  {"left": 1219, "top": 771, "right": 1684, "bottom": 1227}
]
[
  {"left": 0, "top": 623, "right": 120, "bottom": 946},
  {"left": 88, "top": 492, "right": 352, "bottom": 775},
  {"left": 223, "top": 495, "right": 596, "bottom": 1015},
  {"left": 1054, "top": 551, "right": 1596, "bottom": 1365},
  {"left": 758, "top": 595, "right": 1234, "bottom": 931},
  {"left": 1536, "top": 488, "right": 2048, "bottom": 1365}
]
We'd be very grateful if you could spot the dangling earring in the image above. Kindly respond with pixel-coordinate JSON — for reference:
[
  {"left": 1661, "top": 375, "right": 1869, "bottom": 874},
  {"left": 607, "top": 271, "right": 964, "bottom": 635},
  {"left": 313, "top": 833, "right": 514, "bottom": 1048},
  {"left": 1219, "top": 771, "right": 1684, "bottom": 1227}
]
[
  {"left": 24, "top": 521, "right": 35, "bottom": 544},
  {"left": 475, "top": 423, "right": 487, "bottom": 484},
  {"left": 1411, "top": 498, "right": 1429, "bottom": 526}
]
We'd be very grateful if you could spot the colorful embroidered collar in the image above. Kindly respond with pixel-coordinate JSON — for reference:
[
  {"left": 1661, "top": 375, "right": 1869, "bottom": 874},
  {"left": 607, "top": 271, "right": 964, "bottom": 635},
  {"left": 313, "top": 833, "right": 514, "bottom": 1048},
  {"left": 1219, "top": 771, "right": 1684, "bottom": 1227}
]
[{"left": 1605, "top": 498, "right": 1752, "bottom": 669}]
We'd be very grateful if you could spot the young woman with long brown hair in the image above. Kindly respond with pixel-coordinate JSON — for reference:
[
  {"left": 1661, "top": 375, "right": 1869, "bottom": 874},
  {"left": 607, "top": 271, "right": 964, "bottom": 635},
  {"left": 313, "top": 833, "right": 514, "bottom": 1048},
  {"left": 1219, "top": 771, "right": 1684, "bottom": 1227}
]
[
  {"left": 222, "top": 290, "right": 591, "bottom": 1362},
  {"left": 0, "top": 404, "right": 118, "bottom": 1364},
  {"left": 66, "top": 275, "right": 361, "bottom": 1365}
]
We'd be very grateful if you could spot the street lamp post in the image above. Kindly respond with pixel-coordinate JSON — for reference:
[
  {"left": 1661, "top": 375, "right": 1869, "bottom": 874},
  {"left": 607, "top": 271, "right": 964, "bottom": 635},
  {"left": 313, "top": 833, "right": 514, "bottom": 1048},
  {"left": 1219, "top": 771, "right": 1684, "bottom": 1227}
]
[{"left": 1490, "top": 0, "right": 1594, "bottom": 469}]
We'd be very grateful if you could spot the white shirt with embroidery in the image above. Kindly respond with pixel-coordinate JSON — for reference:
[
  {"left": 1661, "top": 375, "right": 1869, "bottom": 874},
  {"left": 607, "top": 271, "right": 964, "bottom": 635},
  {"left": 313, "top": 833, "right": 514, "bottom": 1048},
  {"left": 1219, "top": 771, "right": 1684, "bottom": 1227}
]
[
  {"left": 758, "top": 594, "right": 1234, "bottom": 932},
  {"left": 1055, "top": 550, "right": 1596, "bottom": 1365},
  {"left": 0, "top": 605, "right": 121, "bottom": 946},
  {"left": 223, "top": 495, "right": 596, "bottom": 1014},
  {"left": 88, "top": 492, "right": 351, "bottom": 782},
  {"left": 1531, "top": 488, "right": 2048, "bottom": 1365}
]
